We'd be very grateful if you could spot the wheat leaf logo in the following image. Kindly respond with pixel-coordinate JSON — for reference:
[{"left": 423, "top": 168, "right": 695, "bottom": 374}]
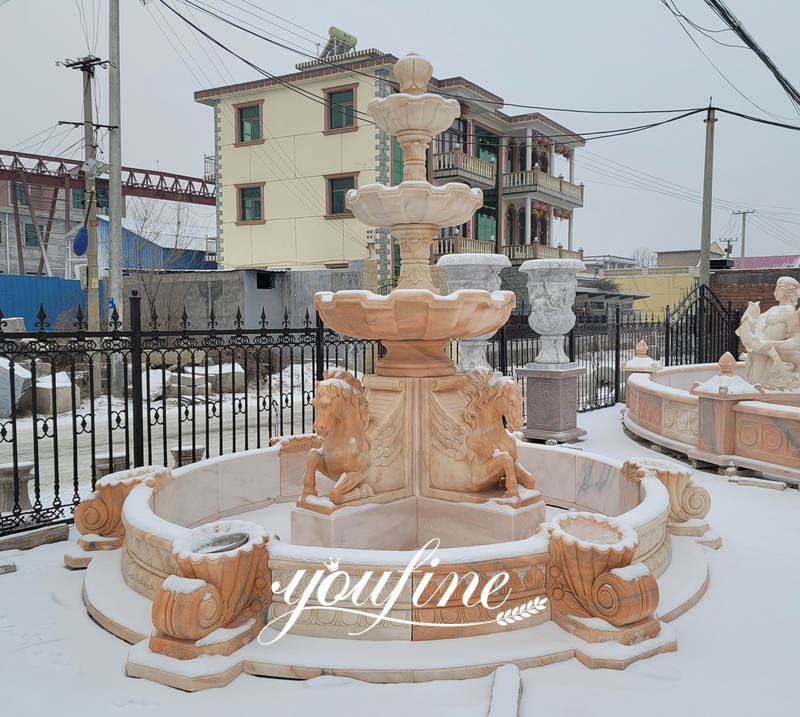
[{"left": 495, "top": 597, "right": 548, "bottom": 626}]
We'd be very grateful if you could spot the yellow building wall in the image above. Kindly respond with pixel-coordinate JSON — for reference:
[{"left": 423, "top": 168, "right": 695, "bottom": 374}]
[
  {"left": 215, "top": 75, "right": 378, "bottom": 270},
  {"left": 613, "top": 273, "right": 696, "bottom": 319}
]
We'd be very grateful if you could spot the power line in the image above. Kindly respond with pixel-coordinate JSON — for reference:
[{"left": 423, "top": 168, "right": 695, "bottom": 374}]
[
  {"left": 663, "top": 0, "right": 744, "bottom": 48},
  {"left": 658, "top": 0, "right": 795, "bottom": 120},
  {"left": 702, "top": 0, "right": 800, "bottom": 114}
]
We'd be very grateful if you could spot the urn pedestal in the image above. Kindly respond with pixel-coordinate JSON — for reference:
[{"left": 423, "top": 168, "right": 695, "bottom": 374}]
[
  {"left": 517, "top": 364, "right": 587, "bottom": 442},
  {"left": 518, "top": 258, "right": 586, "bottom": 443}
]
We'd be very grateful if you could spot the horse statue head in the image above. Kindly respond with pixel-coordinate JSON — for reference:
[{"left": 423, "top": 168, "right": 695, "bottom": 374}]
[
  {"left": 464, "top": 369, "right": 524, "bottom": 433},
  {"left": 312, "top": 368, "right": 370, "bottom": 440}
]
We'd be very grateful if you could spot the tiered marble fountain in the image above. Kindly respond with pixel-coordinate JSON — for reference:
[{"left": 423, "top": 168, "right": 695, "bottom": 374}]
[{"left": 65, "top": 54, "right": 719, "bottom": 692}]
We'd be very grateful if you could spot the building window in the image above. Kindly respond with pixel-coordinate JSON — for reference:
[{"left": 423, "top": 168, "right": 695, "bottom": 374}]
[
  {"left": 437, "top": 118, "right": 468, "bottom": 153},
  {"left": 517, "top": 209, "right": 526, "bottom": 245},
  {"left": 235, "top": 101, "right": 263, "bottom": 145},
  {"left": 538, "top": 151, "right": 549, "bottom": 173},
  {"left": 505, "top": 207, "right": 515, "bottom": 245},
  {"left": 256, "top": 271, "right": 274, "bottom": 289},
  {"left": 325, "top": 173, "right": 357, "bottom": 217},
  {"left": 324, "top": 85, "right": 357, "bottom": 133},
  {"left": 539, "top": 214, "right": 548, "bottom": 245},
  {"left": 236, "top": 184, "right": 265, "bottom": 224},
  {"left": 24, "top": 223, "right": 42, "bottom": 247},
  {"left": 72, "top": 187, "right": 108, "bottom": 210},
  {"left": 12, "top": 182, "right": 27, "bottom": 206}
]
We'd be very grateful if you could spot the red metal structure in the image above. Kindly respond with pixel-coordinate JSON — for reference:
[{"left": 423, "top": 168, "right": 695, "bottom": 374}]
[{"left": 0, "top": 149, "right": 215, "bottom": 275}]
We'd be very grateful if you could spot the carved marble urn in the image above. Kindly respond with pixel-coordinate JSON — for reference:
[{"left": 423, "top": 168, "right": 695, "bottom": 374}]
[
  {"left": 519, "top": 258, "right": 585, "bottom": 364},
  {"left": 436, "top": 253, "right": 511, "bottom": 372}
]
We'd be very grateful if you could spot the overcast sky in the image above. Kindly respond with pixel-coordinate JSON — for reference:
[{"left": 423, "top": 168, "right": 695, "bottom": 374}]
[{"left": 3, "top": 0, "right": 800, "bottom": 258}]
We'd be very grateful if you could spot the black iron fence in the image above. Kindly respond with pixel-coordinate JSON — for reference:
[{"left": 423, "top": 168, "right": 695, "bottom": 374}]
[{"left": 0, "top": 285, "right": 738, "bottom": 536}]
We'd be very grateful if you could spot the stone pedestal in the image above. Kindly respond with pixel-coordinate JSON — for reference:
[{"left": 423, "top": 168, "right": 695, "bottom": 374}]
[
  {"left": 0, "top": 461, "right": 34, "bottom": 512},
  {"left": 518, "top": 364, "right": 586, "bottom": 442}
]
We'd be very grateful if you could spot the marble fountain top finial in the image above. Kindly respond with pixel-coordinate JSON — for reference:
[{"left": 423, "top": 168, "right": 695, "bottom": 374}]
[{"left": 393, "top": 52, "right": 433, "bottom": 94}]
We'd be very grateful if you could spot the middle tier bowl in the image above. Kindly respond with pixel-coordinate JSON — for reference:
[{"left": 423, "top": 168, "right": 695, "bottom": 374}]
[
  {"left": 314, "top": 289, "right": 516, "bottom": 377},
  {"left": 346, "top": 181, "right": 482, "bottom": 228}
]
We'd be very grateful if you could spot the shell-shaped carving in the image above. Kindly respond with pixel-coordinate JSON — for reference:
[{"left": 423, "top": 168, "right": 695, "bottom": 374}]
[
  {"left": 675, "top": 480, "right": 711, "bottom": 522},
  {"left": 74, "top": 494, "right": 112, "bottom": 535},
  {"left": 624, "top": 458, "right": 710, "bottom": 523},
  {"left": 171, "top": 521, "right": 271, "bottom": 629},
  {"left": 546, "top": 512, "right": 658, "bottom": 627},
  {"left": 74, "top": 465, "right": 170, "bottom": 538},
  {"left": 151, "top": 580, "right": 224, "bottom": 640},
  {"left": 591, "top": 570, "right": 660, "bottom": 627}
]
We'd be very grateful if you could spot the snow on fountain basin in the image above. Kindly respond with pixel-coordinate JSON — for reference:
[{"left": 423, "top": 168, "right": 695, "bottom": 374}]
[{"left": 74, "top": 438, "right": 710, "bottom": 689}]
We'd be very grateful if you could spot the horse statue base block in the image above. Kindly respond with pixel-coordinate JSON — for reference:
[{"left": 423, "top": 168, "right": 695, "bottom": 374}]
[{"left": 292, "top": 494, "right": 545, "bottom": 550}]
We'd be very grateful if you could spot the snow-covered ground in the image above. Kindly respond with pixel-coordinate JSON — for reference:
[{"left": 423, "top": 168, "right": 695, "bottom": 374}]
[{"left": 1, "top": 405, "right": 798, "bottom": 716}]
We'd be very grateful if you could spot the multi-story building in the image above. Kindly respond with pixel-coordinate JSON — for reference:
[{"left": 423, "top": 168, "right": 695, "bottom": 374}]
[
  {"left": 0, "top": 180, "right": 91, "bottom": 277},
  {"left": 194, "top": 48, "right": 585, "bottom": 283}
]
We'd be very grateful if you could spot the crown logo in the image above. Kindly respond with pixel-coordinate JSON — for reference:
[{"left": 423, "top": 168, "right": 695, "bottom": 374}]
[{"left": 324, "top": 557, "right": 339, "bottom": 572}]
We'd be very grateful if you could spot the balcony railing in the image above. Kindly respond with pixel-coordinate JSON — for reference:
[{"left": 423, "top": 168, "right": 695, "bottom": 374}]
[
  {"left": 500, "top": 243, "right": 584, "bottom": 262},
  {"left": 433, "top": 236, "right": 495, "bottom": 258},
  {"left": 433, "top": 150, "right": 496, "bottom": 189},
  {"left": 502, "top": 167, "right": 584, "bottom": 208}
]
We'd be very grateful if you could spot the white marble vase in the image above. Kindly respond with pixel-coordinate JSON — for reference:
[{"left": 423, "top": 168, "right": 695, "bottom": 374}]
[
  {"left": 436, "top": 253, "right": 511, "bottom": 372},
  {"left": 519, "top": 258, "right": 585, "bottom": 364}
]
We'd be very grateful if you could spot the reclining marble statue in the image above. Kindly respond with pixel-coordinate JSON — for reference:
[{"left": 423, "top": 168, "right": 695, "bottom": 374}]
[{"left": 736, "top": 275, "right": 800, "bottom": 390}]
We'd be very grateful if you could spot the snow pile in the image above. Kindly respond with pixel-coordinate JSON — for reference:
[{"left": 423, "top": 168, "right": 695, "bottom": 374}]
[
  {"left": 609, "top": 563, "right": 651, "bottom": 580},
  {"left": 172, "top": 520, "right": 269, "bottom": 561},
  {"left": 162, "top": 575, "right": 207, "bottom": 595},
  {"left": 624, "top": 356, "right": 661, "bottom": 371},
  {"left": 549, "top": 511, "right": 639, "bottom": 552},
  {"left": 693, "top": 373, "right": 760, "bottom": 395}
]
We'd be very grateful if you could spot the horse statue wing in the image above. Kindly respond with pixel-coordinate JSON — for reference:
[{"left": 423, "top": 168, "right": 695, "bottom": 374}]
[
  {"left": 371, "top": 399, "right": 405, "bottom": 468},
  {"left": 429, "top": 395, "right": 469, "bottom": 461}
]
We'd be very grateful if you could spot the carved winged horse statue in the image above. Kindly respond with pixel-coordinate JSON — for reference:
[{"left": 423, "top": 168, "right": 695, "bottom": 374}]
[
  {"left": 430, "top": 369, "right": 536, "bottom": 499},
  {"left": 300, "top": 368, "right": 373, "bottom": 505}
]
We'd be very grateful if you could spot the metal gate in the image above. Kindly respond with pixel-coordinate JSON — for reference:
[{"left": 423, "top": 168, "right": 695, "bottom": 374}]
[{"left": 664, "top": 284, "right": 740, "bottom": 366}]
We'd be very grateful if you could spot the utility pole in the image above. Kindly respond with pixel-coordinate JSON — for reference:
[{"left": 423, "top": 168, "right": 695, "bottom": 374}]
[
  {"left": 109, "top": 0, "right": 125, "bottom": 397},
  {"left": 109, "top": 0, "right": 122, "bottom": 327},
  {"left": 733, "top": 210, "right": 756, "bottom": 264},
  {"left": 60, "top": 55, "right": 107, "bottom": 330},
  {"left": 699, "top": 107, "right": 716, "bottom": 287}
]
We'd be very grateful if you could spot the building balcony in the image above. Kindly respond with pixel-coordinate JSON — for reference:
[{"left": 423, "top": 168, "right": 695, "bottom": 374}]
[
  {"left": 502, "top": 168, "right": 584, "bottom": 209},
  {"left": 432, "top": 150, "right": 496, "bottom": 190},
  {"left": 432, "top": 236, "right": 495, "bottom": 260},
  {"left": 500, "top": 243, "right": 584, "bottom": 263}
]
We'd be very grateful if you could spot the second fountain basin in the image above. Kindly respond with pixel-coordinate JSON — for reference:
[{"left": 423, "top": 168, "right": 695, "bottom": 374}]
[{"left": 314, "top": 289, "right": 515, "bottom": 377}]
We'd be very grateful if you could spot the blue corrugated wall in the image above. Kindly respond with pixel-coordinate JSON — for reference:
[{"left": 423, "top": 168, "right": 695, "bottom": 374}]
[{"left": 0, "top": 275, "right": 104, "bottom": 330}]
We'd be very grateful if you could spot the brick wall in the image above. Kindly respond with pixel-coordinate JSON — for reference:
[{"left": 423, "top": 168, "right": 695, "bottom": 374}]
[{"left": 710, "top": 268, "right": 800, "bottom": 313}]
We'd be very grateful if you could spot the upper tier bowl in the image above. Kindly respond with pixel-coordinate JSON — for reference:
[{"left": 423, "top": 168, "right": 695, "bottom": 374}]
[
  {"left": 367, "top": 93, "right": 460, "bottom": 142},
  {"left": 314, "top": 289, "right": 516, "bottom": 341},
  {"left": 346, "top": 182, "right": 482, "bottom": 229}
]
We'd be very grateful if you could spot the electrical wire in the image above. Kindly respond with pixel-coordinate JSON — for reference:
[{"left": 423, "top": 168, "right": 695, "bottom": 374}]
[
  {"left": 663, "top": 0, "right": 744, "bottom": 48},
  {"left": 702, "top": 0, "right": 800, "bottom": 115},
  {"left": 213, "top": 0, "right": 323, "bottom": 49},
  {"left": 75, "top": 0, "right": 90, "bottom": 52},
  {"left": 658, "top": 0, "right": 796, "bottom": 120},
  {"left": 9, "top": 124, "right": 61, "bottom": 151},
  {"left": 179, "top": 0, "right": 702, "bottom": 117}
]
